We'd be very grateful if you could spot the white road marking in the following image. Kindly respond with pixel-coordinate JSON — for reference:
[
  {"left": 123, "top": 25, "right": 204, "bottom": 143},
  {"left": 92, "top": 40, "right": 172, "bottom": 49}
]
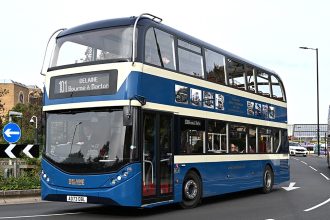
[
  {"left": 282, "top": 182, "right": 300, "bottom": 191},
  {"left": 304, "top": 198, "right": 330, "bottom": 212},
  {"left": 309, "top": 166, "right": 318, "bottom": 172},
  {"left": 300, "top": 161, "right": 308, "bottom": 165},
  {"left": 0, "top": 212, "right": 82, "bottom": 219},
  {"left": 320, "top": 173, "right": 330, "bottom": 180}
]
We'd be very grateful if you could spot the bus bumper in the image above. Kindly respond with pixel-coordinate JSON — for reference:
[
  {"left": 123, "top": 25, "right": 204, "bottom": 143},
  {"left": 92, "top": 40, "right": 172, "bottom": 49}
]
[{"left": 41, "top": 169, "right": 142, "bottom": 207}]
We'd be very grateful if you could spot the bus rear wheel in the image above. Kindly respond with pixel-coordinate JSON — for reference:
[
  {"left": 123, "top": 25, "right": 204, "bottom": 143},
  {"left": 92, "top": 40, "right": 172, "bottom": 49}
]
[
  {"left": 180, "top": 171, "right": 202, "bottom": 209},
  {"left": 261, "top": 165, "right": 274, "bottom": 194}
]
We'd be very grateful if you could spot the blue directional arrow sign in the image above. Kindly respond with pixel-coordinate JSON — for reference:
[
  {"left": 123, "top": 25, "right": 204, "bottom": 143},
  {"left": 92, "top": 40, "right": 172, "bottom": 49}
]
[{"left": 2, "top": 122, "right": 21, "bottom": 143}]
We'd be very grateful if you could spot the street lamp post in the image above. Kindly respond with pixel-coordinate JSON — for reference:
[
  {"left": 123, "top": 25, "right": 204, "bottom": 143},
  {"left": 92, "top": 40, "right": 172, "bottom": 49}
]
[
  {"left": 30, "top": 115, "right": 38, "bottom": 145},
  {"left": 299, "top": 46, "right": 320, "bottom": 156}
]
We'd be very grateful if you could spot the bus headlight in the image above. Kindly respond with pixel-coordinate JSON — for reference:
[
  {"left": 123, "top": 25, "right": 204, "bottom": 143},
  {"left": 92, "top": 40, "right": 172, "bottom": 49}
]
[{"left": 123, "top": 171, "right": 129, "bottom": 177}]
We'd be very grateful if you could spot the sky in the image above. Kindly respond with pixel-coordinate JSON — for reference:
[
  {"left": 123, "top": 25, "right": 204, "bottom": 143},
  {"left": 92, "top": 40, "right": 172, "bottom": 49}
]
[{"left": 0, "top": 0, "right": 329, "bottom": 125}]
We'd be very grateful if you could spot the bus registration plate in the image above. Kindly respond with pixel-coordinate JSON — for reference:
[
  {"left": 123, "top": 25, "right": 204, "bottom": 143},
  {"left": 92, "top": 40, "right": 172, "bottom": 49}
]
[{"left": 67, "top": 195, "right": 87, "bottom": 203}]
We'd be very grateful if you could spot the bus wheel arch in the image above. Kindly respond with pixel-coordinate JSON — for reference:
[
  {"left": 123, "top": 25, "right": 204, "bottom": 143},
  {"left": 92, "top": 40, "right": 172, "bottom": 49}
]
[
  {"left": 261, "top": 164, "right": 274, "bottom": 194},
  {"left": 180, "top": 169, "right": 202, "bottom": 209}
]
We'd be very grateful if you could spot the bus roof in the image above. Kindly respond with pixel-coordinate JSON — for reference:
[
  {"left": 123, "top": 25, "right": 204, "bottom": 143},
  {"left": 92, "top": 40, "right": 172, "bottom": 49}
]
[
  {"left": 58, "top": 17, "right": 136, "bottom": 37},
  {"left": 58, "top": 16, "right": 278, "bottom": 76}
]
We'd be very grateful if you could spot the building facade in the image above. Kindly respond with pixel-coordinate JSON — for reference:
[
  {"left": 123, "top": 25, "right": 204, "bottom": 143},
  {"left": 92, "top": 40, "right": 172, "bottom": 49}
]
[
  {"left": 0, "top": 79, "right": 42, "bottom": 121},
  {"left": 292, "top": 124, "right": 328, "bottom": 143}
]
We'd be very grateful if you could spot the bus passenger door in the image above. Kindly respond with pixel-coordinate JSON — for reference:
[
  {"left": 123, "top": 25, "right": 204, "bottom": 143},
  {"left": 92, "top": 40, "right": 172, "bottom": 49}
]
[{"left": 142, "top": 112, "right": 173, "bottom": 204}]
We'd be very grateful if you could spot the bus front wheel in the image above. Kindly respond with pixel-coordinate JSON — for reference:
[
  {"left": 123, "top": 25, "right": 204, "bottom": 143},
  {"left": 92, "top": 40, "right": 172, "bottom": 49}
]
[
  {"left": 180, "top": 171, "right": 202, "bottom": 209},
  {"left": 261, "top": 165, "right": 274, "bottom": 194}
]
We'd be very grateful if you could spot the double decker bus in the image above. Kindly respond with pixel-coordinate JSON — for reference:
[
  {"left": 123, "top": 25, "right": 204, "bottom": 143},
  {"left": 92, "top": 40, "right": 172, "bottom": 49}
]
[
  {"left": 327, "top": 106, "right": 330, "bottom": 168},
  {"left": 41, "top": 13, "right": 289, "bottom": 208}
]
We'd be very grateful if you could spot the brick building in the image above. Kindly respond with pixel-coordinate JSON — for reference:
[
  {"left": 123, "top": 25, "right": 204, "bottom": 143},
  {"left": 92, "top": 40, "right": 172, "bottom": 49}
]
[{"left": 0, "top": 79, "right": 42, "bottom": 121}]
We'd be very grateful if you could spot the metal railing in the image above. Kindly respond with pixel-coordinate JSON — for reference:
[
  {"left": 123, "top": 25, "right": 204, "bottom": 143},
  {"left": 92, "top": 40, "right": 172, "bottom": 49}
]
[{"left": 132, "top": 13, "right": 162, "bottom": 65}]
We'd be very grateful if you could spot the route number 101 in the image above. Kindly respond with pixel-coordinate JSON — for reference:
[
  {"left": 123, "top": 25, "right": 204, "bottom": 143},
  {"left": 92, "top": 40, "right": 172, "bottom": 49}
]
[{"left": 58, "top": 80, "right": 68, "bottom": 93}]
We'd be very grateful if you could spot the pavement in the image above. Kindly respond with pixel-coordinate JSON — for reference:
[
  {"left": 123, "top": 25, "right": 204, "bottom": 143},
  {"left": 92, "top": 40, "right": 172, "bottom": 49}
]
[
  {"left": 0, "top": 196, "right": 42, "bottom": 205},
  {"left": 0, "top": 189, "right": 41, "bottom": 205}
]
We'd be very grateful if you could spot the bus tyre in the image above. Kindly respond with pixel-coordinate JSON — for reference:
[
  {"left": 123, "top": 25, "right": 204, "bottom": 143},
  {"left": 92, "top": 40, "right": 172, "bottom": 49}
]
[
  {"left": 180, "top": 171, "right": 202, "bottom": 209},
  {"left": 261, "top": 166, "right": 273, "bottom": 194}
]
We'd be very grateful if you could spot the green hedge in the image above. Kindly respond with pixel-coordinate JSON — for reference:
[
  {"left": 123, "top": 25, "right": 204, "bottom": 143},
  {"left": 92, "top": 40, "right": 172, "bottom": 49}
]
[
  {"left": 0, "top": 158, "right": 41, "bottom": 190},
  {"left": 0, "top": 174, "right": 40, "bottom": 190}
]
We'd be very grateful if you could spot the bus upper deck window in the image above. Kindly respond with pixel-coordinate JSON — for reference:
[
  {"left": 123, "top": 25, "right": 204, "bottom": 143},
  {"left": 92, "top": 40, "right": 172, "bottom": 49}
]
[
  {"left": 227, "top": 59, "right": 246, "bottom": 90},
  {"left": 271, "top": 75, "right": 285, "bottom": 101},
  {"left": 144, "top": 28, "right": 176, "bottom": 71},
  {"left": 256, "top": 71, "right": 271, "bottom": 97},
  {"left": 205, "top": 49, "right": 226, "bottom": 85},
  {"left": 52, "top": 27, "right": 135, "bottom": 68},
  {"left": 178, "top": 40, "right": 203, "bottom": 78}
]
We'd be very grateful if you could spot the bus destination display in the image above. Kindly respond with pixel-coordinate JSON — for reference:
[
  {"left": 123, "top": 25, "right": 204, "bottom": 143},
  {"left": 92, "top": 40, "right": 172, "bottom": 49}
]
[
  {"left": 55, "top": 73, "right": 109, "bottom": 94},
  {"left": 49, "top": 70, "right": 118, "bottom": 99}
]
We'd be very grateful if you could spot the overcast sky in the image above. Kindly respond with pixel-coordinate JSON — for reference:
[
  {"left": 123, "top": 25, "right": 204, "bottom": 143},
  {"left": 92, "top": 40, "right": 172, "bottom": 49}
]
[{"left": 1, "top": 0, "right": 329, "bottom": 125}]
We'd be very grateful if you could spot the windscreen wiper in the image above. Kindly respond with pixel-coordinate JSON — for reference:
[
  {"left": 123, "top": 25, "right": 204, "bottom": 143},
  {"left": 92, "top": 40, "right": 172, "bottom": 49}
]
[
  {"left": 152, "top": 28, "right": 164, "bottom": 67},
  {"left": 69, "top": 122, "right": 82, "bottom": 156}
]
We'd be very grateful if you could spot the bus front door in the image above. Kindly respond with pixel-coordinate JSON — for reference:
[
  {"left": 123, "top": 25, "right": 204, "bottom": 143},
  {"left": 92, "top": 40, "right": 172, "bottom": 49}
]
[{"left": 142, "top": 112, "right": 173, "bottom": 204}]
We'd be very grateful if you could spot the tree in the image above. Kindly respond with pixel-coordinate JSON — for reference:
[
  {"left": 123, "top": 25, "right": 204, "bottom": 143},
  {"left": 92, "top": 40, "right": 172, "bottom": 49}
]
[
  {"left": 84, "top": 47, "right": 93, "bottom": 62},
  {"left": 10, "top": 103, "right": 43, "bottom": 144},
  {"left": 0, "top": 88, "right": 9, "bottom": 136}
]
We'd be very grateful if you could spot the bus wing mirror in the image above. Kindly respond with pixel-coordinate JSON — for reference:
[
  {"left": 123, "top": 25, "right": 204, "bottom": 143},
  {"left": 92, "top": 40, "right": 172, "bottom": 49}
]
[{"left": 123, "top": 106, "right": 133, "bottom": 126}]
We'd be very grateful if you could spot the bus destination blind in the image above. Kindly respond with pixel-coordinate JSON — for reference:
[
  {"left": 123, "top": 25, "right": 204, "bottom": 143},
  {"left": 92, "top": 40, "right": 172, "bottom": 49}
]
[{"left": 50, "top": 70, "right": 118, "bottom": 99}]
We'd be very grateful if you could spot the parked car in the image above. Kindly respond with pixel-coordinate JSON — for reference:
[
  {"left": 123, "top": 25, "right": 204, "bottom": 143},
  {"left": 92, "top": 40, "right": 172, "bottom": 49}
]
[{"left": 289, "top": 142, "right": 308, "bottom": 157}]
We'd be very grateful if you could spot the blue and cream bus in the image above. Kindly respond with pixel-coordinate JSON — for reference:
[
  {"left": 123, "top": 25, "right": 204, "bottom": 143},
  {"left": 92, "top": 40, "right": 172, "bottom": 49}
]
[{"left": 41, "top": 13, "right": 289, "bottom": 208}]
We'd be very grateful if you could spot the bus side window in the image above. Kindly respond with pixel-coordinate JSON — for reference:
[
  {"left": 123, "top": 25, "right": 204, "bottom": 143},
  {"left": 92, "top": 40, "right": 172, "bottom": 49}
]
[
  {"left": 179, "top": 117, "right": 205, "bottom": 155},
  {"left": 246, "top": 66, "right": 255, "bottom": 92},
  {"left": 205, "top": 49, "right": 226, "bottom": 85},
  {"left": 178, "top": 40, "right": 204, "bottom": 78},
  {"left": 144, "top": 28, "right": 176, "bottom": 71},
  {"left": 227, "top": 59, "right": 246, "bottom": 90},
  {"left": 271, "top": 75, "right": 285, "bottom": 101},
  {"left": 207, "top": 120, "right": 227, "bottom": 154},
  {"left": 258, "top": 128, "right": 272, "bottom": 153},
  {"left": 256, "top": 70, "right": 271, "bottom": 98},
  {"left": 273, "top": 129, "right": 281, "bottom": 153},
  {"left": 248, "top": 127, "right": 256, "bottom": 153},
  {"left": 229, "top": 124, "right": 247, "bottom": 154}
]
